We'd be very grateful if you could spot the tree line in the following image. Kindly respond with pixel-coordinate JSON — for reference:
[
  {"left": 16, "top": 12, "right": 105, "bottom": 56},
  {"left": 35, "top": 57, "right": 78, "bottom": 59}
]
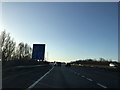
[
  {"left": 0, "top": 30, "right": 32, "bottom": 62},
  {"left": 70, "top": 58, "right": 118, "bottom": 66}
]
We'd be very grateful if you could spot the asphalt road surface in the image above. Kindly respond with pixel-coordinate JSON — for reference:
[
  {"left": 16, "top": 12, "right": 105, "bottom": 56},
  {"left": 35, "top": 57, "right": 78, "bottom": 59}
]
[{"left": 2, "top": 64, "right": 120, "bottom": 89}]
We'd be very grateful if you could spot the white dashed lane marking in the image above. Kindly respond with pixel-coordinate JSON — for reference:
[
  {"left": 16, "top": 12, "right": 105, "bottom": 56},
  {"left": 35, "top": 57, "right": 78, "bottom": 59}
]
[
  {"left": 86, "top": 78, "right": 93, "bottom": 81},
  {"left": 97, "top": 83, "right": 107, "bottom": 88},
  {"left": 81, "top": 75, "right": 85, "bottom": 78},
  {"left": 70, "top": 69, "right": 107, "bottom": 88}
]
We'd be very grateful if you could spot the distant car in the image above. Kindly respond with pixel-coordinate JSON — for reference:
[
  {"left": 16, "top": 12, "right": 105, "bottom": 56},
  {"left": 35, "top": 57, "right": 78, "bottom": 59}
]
[
  {"left": 109, "top": 63, "right": 115, "bottom": 67},
  {"left": 66, "top": 63, "right": 71, "bottom": 67}
]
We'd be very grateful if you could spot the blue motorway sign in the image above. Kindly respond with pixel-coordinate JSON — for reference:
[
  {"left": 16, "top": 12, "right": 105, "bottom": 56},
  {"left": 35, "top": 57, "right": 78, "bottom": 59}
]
[{"left": 32, "top": 44, "right": 45, "bottom": 60}]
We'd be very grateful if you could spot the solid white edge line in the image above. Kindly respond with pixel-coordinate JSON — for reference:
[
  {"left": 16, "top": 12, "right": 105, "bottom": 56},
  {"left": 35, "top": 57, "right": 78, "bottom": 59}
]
[
  {"left": 26, "top": 66, "right": 54, "bottom": 90},
  {"left": 97, "top": 83, "right": 107, "bottom": 88}
]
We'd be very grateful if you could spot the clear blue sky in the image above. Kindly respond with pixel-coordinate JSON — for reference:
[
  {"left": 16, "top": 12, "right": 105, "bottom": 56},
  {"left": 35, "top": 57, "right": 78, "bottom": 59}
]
[{"left": 2, "top": 2, "right": 118, "bottom": 62}]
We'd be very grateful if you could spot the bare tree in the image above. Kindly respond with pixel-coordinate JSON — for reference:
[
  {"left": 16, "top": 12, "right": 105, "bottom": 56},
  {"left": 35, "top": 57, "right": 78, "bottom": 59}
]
[
  {"left": 5, "top": 39, "right": 16, "bottom": 60},
  {"left": 99, "top": 58, "right": 106, "bottom": 61},
  {"left": 17, "top": 42, "right": 32, "bottom": 59},
  {"left": 1, "top": 30, "right": 32, "bottom": 61},
  {"left": 1, "top": 30, "right": 6, "bottom": 48},
  {"left": 18, "top": 42, "right": 24, "bottom": 59},
  {"left": 13, "top": 47, "right": 20, "bottom": 60},
  {"left": 24, "top": 43, "right": 32, "bottom": 60},
  {"left": 0, "top": 30, "right": 16, "bottom": 61},
  {"left": 24, "top": 43, "right": 29, "bottom": 59}
]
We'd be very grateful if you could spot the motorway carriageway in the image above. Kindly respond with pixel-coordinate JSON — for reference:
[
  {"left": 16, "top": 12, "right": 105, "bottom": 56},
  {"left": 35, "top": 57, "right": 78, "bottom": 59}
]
[{"left": 2, "top": 64, "right": 120, "bottom": 89}]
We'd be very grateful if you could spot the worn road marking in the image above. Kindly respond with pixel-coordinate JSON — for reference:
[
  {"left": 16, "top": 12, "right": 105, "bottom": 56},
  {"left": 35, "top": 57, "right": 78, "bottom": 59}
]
[
  {"left": 26, "top": 66, "right": 54, "bottom": 90},
  {"left": 97, "top": 83, "right": 107, "bottom": 88}
]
